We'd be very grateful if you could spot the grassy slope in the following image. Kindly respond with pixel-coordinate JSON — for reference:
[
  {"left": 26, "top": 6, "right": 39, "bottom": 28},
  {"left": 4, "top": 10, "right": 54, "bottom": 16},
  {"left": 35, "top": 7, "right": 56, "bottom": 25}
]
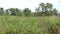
[{"left": 0, "top": 16, "right": 60, "bottom": 34}]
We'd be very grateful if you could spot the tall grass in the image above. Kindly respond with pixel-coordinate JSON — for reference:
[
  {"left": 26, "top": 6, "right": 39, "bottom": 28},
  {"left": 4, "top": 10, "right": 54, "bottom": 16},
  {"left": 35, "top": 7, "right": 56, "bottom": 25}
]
[{"left": 0, "top": 16, "right": 60, "bottom": 34}]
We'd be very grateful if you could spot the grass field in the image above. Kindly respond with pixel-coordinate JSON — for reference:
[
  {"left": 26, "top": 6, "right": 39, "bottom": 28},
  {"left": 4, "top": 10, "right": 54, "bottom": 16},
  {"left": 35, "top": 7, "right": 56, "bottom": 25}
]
[{"left": 0, "top": 16, "right": 60, "bottom": 34}]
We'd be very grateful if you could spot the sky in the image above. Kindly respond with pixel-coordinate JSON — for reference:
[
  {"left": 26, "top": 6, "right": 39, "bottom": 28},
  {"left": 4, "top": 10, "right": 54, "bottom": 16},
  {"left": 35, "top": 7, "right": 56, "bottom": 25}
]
[{"left": 0, "top": 0, "right": 60, "bottom": 12}]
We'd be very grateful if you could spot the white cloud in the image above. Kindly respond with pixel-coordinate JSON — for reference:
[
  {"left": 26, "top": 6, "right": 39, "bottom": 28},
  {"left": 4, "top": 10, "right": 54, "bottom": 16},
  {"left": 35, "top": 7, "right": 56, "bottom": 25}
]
[{"left": 0, "top": 0, "right": 60, "bottom": 12}]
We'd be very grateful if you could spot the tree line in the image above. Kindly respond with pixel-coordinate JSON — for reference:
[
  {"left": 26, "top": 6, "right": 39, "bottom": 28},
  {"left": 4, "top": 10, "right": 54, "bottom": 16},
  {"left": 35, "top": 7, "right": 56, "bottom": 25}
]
[{"left": 0, "top": 3, "right": 58, "bottom": 16}]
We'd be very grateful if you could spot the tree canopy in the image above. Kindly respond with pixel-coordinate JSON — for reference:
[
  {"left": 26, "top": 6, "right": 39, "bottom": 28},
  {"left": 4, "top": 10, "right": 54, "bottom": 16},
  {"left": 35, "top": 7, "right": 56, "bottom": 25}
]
[{"left": 0, "top": 3, "right": 58, "bottom": 17}]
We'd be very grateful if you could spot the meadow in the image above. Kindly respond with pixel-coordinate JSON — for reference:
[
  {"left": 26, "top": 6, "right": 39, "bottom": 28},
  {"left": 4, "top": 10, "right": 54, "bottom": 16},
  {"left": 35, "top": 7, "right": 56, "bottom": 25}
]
[{"left": 0, "top": 16, "right": 60, "bottom": 34}]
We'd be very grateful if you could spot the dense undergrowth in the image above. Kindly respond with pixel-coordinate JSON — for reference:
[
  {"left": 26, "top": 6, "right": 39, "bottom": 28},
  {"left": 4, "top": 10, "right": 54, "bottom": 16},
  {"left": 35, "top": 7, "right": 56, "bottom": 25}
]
[{"left": 0, "top": 16, "right": 60, "bottom": 34}]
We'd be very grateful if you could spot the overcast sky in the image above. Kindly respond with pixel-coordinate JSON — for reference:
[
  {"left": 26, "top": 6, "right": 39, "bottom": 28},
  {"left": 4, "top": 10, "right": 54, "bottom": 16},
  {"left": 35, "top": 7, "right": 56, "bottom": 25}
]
[{"left": 0, "top": 0, "right": 60, "bottom": 12}]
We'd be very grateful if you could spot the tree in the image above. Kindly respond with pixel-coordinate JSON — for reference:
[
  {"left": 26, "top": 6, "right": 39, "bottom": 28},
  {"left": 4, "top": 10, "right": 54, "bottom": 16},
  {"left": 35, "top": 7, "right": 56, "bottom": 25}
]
[
  {"left": 8, "top": 8, "right": 22, "bottom": 16},
  {"left": 46, "top": 3, "right": 53, "bottom": 10},
  {"left": 45, "top": 3, "right": 53, "bottom": 16},
  {"left": 5, "top": 9, "right": 11, "bottom": 15},
  {"left": 39, "top": 3, "right": 45, "bottom": 12},
  {"left": 52, "top": 8, "right": 58, "bottom": 16},
  {"left": 36, "top": 3, "right": 57, "bottom": 16},
  {"left": 35, "top": 7, "right": 41, "bottom": 16},
  {"left": 15, "top": 8, "right": 22, "bottom": 16},
  {"left": 0, "top": 8, "right": 4, "bottom": 15},
  {"left": 23, "top": 8, "right": 31, "bottom": 16},
  {"left": 36, "top": 3, "right": 46, "bottom": 16},
  {"left": 9, "top": 8, "right": 16, "bottom": 16}
]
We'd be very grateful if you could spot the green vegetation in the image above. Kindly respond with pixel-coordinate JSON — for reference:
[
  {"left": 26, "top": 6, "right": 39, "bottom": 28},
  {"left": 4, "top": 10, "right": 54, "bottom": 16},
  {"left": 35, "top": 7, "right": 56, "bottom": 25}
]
[
  {"left": 0, "top": 3, "right": 58, "bottom": 16},
  {"left": 0, "top": 16, "right": 59, "bottom": 34},
  {"left": 0, "top": 2, "right": 59, "bottom": 34}
]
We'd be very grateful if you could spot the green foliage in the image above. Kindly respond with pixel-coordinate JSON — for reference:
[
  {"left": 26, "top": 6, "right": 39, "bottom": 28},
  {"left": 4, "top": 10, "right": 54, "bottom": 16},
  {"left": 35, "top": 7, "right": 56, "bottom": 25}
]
[
  {"left": 5, "top": 9, "right": 11, "bottom": 15},
  {"left": 5, "top": 8, "right": 22, "bottom": 16},
  {"left": 0, "top": 16, "right": 60, "bottom": 34},
  {"left": 23, "top": 8, "right": 31, "bottom": 16},
  {"left": 0, "top": 8, "right": 4, "bottom": 15},
  {"left": 52, "top": 8, "right": 58, "bottom": 15},
  {"left": 36, "top": 3, "right": 57, "bottom": 16},
  {"left": 0, "top": 3, "right": 58, "bottom": 17}
]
